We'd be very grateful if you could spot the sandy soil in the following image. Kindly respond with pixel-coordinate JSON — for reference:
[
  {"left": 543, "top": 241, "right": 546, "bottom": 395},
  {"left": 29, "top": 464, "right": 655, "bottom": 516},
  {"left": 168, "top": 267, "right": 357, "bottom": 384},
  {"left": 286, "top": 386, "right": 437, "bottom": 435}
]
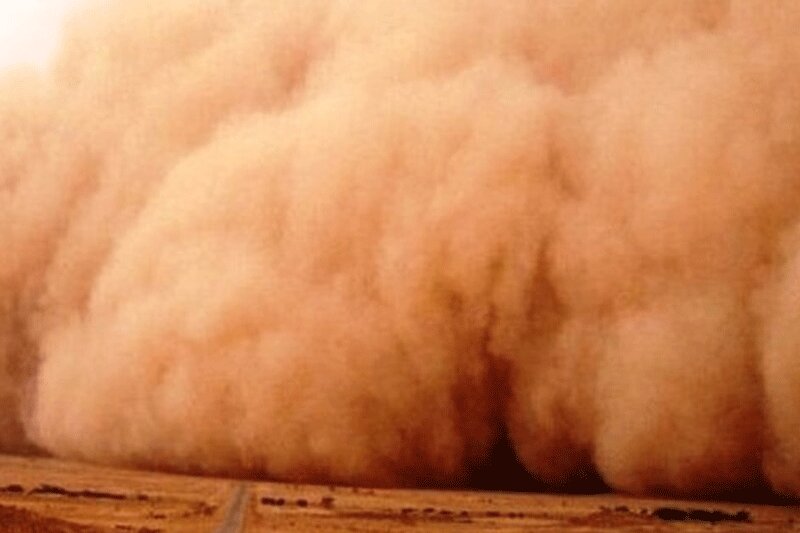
[{"left": 0, "top": 454, "right": 797, "bottom": 532}]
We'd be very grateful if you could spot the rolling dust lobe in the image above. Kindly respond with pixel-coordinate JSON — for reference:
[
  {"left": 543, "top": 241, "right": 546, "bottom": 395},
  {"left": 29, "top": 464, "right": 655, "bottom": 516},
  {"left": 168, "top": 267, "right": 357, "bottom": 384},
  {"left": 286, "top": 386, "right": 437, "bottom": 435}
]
[{"left": 1, "top": 0, "right": 800, "bottom": 500}]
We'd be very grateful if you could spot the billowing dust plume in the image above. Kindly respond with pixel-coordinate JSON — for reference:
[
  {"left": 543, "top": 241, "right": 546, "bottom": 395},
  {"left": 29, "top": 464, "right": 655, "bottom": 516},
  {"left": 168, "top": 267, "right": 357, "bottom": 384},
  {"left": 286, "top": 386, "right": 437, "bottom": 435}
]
[{"left": 2, "top": 0, "right": 800, "bottom": 499}]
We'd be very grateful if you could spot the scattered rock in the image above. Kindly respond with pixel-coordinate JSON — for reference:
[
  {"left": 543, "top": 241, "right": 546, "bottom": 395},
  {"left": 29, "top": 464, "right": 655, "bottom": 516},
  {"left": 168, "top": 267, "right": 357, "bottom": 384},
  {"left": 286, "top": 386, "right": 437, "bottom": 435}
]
[
  {"left": 0, "top": 484, "right": 24, "bottom": 494},
  {"left": 28, "top": 484, "right": 126, "bottom": 500},
  {"left": 261, "top": 496, "right": 286, "bottom": 506},
  {"left": 651, "top": 507, "right": 751, "bottom": 523},
  {"left": 320, "top": 496, "right": 335, "bottom": 509},
  {"left": 77, "top": 489, "right": 126, "bottom": 501},
  {"left": 599, "top": 504, "right": 752, "bottom": 524},
  {"left": 29, "top": 484, "right": 69, "bottom": 497},
  {"left": 190, "top": 502, "right": 216, "bottom": 516}
]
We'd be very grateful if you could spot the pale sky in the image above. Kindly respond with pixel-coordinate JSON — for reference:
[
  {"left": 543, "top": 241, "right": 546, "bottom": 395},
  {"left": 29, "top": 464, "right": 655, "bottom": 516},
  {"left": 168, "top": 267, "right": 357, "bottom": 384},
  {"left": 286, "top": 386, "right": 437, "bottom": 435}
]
[{"left": 0, "top": 0, "right": 84, "bottom": 70}]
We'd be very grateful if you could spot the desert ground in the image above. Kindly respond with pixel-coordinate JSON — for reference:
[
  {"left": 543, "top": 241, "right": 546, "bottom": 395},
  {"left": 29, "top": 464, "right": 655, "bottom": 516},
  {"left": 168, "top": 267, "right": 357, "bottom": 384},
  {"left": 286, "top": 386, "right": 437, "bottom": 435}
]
[{"left": 0, "top": 454, "right": 797, "bottom": 532}]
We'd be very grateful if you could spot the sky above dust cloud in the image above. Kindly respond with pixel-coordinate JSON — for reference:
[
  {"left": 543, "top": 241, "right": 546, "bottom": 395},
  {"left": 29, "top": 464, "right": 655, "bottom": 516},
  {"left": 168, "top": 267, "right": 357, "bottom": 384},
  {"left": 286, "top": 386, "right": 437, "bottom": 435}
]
[{"left": 0, "top": 0, "right": 80, "bottom": 70}]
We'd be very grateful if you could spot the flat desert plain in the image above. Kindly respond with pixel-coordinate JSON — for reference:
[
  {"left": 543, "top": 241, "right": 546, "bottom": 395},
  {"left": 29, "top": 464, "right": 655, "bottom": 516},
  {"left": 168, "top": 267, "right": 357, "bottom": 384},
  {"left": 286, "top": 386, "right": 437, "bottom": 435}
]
[{"left": 0, "top": 454, "right": 797, "bottom": 532}]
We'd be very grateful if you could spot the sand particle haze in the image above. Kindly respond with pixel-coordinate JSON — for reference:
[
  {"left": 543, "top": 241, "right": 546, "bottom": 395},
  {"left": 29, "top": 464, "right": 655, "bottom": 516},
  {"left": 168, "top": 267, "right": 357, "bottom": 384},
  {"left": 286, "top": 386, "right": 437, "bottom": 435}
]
[{"left": 1, "top": 0, "right": 800, "bottom": 500}]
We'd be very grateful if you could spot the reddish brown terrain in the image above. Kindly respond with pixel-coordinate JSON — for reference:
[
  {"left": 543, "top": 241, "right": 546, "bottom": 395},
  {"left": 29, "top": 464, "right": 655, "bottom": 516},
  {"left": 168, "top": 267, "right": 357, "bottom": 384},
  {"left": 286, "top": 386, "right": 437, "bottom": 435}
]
[{"left": 0, "top": 455, "right": 797, "bottom": 532}]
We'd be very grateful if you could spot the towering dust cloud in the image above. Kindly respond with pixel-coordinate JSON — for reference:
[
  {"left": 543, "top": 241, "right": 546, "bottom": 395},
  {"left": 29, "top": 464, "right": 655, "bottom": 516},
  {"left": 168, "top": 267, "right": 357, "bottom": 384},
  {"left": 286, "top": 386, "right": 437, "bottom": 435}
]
[{"left": 1, "top": 0, "right": 800, "bottom": 499}]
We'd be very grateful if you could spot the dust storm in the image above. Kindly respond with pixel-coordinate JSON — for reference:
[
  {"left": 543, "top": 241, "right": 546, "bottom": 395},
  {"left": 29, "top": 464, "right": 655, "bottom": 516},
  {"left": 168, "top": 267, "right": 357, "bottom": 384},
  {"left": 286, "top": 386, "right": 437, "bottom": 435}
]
[{"left": 1, "top": 0, "right": 800, "bottom": 499}]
